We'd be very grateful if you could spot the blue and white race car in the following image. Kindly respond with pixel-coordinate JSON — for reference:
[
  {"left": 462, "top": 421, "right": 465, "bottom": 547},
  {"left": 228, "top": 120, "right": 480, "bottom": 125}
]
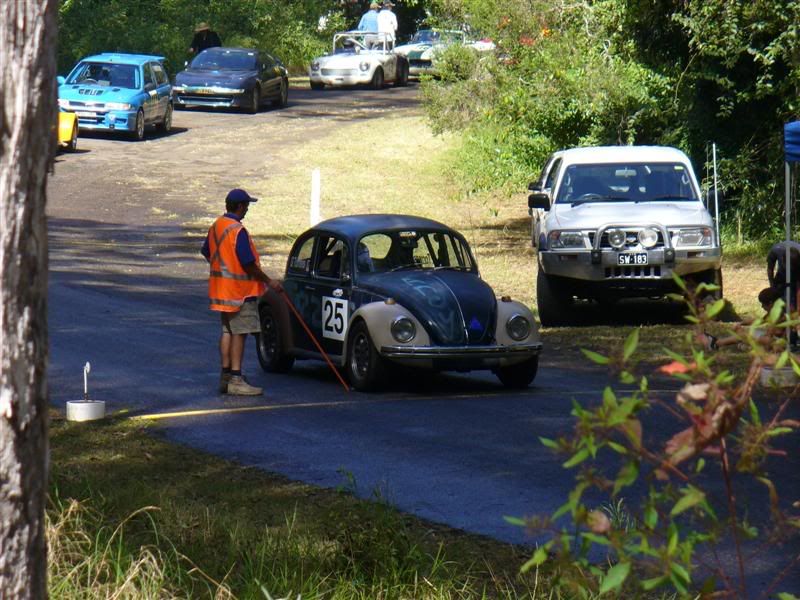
[{"left": 58, "top": 53, "right": 173, "bottom": 141}]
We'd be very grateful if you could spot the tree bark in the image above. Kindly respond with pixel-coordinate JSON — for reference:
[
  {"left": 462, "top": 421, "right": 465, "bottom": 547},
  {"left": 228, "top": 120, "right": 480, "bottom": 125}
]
[{"left": 0, "top": 1, "right": 57, "bottom": 597}]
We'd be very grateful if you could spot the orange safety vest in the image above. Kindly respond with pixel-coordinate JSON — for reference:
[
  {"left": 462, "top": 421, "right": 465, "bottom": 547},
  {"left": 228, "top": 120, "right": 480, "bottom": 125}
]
[{"left": 207, "top": 215, "right": 265, "bottom": 312}]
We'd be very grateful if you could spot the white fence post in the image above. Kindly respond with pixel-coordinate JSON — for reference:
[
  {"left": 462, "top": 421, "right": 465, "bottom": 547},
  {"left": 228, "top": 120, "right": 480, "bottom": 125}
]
[{"left": 310, "top": 168, "right": 321, "bottom": 226}]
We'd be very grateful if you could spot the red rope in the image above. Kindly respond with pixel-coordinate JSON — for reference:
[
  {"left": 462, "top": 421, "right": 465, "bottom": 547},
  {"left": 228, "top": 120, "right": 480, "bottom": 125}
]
[{"left": 278, "top": 290, "right": 351, "bottom": 392}]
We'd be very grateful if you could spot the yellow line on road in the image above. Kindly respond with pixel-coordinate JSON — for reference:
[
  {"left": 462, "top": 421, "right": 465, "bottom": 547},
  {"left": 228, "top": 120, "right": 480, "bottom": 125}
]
[
  {"left": 130, "top": 387, "right": 676, "bottom": 422},
  {"left": 131, "top": 399, "right": 362, "bottom": 421}
]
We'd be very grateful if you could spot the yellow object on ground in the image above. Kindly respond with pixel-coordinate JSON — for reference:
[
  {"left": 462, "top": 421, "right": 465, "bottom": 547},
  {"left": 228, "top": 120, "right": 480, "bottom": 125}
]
[{"left": 58, "top": 111, "right": 78, "bottom": 152}]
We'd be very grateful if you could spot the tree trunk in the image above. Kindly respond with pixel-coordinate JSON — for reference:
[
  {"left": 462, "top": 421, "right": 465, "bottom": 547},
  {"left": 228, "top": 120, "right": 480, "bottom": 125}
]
[{"left": 0, "top": 1, "right": 58, "bottom": 598}]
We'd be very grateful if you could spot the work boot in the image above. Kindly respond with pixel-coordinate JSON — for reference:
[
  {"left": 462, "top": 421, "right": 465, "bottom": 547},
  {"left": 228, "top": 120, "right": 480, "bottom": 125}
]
[
  {"left": 226, "top": 375, "right": 262, "bottom": 396},
  {"left": 218, "top": 371, "right": 232, "bottom": 394}
]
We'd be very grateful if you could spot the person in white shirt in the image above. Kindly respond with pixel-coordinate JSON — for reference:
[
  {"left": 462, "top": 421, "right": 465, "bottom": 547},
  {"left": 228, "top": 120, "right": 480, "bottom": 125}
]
[{"left": 377, "top": 1, "right": 398, "bottom": 45}]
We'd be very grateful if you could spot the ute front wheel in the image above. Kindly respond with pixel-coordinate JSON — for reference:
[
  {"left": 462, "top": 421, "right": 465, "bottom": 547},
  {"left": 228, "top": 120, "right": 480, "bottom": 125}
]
[{"left": 536, "top": 268, "right": 573, "bottom": 327}]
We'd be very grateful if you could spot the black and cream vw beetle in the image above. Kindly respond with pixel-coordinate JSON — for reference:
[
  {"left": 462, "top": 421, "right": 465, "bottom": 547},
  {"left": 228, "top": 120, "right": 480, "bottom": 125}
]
[{"left": 256, "top": 214, "right": 542, "bottom": 391}]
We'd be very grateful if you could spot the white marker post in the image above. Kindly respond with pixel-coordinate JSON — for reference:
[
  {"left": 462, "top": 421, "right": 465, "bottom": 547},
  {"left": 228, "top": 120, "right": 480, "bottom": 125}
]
[{"left": 310, "top": 168, "right": 321, "bottom": 226}]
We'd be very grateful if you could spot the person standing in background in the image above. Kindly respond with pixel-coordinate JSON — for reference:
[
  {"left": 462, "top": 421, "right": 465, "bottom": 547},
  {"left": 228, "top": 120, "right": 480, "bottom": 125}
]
[
  {"left": 189, "top": 22, "right": 222, "bottom": 55},
  {"left": 377, "top": 1, "right": 398, "bottom": 44},
  {"left": 358, "top": 2, "right": 380, "bottom": 31}
]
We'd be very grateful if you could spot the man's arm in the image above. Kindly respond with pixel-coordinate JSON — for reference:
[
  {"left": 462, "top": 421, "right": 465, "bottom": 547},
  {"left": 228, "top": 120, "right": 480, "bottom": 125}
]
[{"left": 242, "top": 262, "right": 282, "bottom": 290}]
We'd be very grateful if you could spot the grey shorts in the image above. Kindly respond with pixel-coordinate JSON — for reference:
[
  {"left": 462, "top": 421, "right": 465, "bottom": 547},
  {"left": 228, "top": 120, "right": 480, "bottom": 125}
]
[{"left": 220, "top": 299, "right": 259, "bottom": 335}]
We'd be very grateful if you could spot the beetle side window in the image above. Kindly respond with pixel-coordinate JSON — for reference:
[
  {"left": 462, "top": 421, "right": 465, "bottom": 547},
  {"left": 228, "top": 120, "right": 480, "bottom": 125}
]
[
  {"left": 287, "top": 236, "right": 314, "bottom": 275},
  {"left": 315, "top": 236, "right": 348, "bottom": 280}
]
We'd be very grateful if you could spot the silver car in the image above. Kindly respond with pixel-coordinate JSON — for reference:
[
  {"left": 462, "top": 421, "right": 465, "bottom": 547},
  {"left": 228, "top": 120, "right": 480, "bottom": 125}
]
[{"left": 528, "top": 146, "right": 722, "bottom": 326}]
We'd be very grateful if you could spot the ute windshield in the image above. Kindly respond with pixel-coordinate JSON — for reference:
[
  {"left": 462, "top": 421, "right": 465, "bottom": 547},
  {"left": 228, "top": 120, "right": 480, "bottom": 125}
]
[
  {"left": 555, "top": 162, "right": 699, "bottom": 205},
  {"left": 357, "top": 230, "right": 476, "bottom": 274}
]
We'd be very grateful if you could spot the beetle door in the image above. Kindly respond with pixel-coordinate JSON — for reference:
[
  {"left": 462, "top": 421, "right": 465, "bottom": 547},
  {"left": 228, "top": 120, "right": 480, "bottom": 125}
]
[
  {"left": 282, "top": 234, "right": 318, "bottom": 354},
  {"left": 312, "top": 235, "right": 352, "bottom": 358}
]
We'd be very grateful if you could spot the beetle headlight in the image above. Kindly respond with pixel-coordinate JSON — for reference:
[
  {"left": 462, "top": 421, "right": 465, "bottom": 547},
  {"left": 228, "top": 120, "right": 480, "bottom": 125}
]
[
  {"left": 391, "top": 316, "right": 416, "bottom": 343},
  {"left": 311, "top": 61, "right": 320, "bottom": 71},
  {"left": 506, "top": 314, "right": 531, "bottom": 341},
  {"left": 359, "top": 61, "right": 370, "bottom": 72},
  {"left": 638, "top": 227, "right": 659, "bottom": 248},
  {"left": 548, "top": 231, "right": 585, "bottom": 249},
  {"left": 607, "top": 229, "right": 626, "bottom": 249},
  {"left": 671, "top": 227, "right": 712, "bottom": 247}
]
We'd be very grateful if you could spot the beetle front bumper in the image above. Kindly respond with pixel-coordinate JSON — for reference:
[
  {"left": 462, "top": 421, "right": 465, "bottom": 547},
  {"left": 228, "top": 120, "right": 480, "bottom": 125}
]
[{"left": 380, "top": 342, "right": 542, "bottom": 369}]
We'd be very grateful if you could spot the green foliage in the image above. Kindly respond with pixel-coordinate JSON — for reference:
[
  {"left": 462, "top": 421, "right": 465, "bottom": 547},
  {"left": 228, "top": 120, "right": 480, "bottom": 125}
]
[
  {"left": 57, "top": 0, "right": 344, "bottom": 76},
  {"left": 422, "top": 0, "right": 800, "bottom": 238},
  {"left": 518, "top": 281, "right": 800, "bottom": 596}
]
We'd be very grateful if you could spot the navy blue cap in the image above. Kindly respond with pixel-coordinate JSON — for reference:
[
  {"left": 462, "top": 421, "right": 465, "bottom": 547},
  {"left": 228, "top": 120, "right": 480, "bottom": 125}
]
[{"left": 226, "top": 188, "right": 258, "bottom": 203}]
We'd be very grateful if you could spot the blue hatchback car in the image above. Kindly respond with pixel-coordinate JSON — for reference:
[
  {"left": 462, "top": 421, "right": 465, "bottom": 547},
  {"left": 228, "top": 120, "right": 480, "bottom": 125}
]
[{"left": 58, "top": 53, "right": 172, "bottom": 141}]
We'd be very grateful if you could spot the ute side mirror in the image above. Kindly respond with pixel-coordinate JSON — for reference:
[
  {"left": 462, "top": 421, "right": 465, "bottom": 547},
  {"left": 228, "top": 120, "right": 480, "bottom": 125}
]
[{"left": 528, "top": 191, "right": 551, "bottom": 210}]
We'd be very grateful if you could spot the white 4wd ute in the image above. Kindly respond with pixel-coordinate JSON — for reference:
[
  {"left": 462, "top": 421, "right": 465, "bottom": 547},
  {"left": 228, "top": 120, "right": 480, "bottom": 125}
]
[{"left": 529, "top": 146, "right": 722, "bottom": 326}]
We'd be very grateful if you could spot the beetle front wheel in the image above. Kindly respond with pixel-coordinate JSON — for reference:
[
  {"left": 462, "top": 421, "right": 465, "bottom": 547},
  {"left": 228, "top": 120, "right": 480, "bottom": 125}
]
[{"left": 347, "top": 321, "right": 385, "bottom": 392}]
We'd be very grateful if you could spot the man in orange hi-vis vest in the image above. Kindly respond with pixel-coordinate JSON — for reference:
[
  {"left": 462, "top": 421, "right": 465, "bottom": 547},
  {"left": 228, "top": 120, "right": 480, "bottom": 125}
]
[{"left": 202, "top": 188, "right": 281, "bottom": 395}]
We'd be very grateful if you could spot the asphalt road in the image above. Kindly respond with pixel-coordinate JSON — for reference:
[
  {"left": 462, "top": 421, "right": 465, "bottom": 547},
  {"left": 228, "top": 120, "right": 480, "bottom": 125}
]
[{"left": 47, "top": 84, "right": 799, "bottom": 594}]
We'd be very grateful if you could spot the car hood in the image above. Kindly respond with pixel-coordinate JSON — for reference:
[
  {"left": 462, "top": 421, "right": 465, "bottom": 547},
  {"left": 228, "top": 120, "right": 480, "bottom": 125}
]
[
  {"left": 59, "top": 84, "right": 140, "bottom": 103},
  {"left": 359, "top": 270, "right": 496, "bottom": 346},
  {"left": 316, "top": 54, "right": 380, "bottom": 68},
  {"left": 549, "top": 201, "right": 713, "bottom": 229},
  {"left": 175, "top": 69, "right": 255, "bottom": 87}
]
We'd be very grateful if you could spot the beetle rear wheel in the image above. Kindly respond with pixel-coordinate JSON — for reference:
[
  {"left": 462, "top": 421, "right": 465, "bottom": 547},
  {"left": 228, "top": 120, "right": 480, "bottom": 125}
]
[
  {"left": 347, "top": 321, "right": 385, "bottom": 392},
  {"left": 256, "top": 305, "right": 294, "bottom": 373}
]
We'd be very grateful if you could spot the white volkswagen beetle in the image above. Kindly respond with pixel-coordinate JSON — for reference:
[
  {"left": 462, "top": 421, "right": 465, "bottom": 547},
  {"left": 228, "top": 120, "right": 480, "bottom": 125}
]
[{"left": 309, "top": 31, "right": 409, "bottom": 90}]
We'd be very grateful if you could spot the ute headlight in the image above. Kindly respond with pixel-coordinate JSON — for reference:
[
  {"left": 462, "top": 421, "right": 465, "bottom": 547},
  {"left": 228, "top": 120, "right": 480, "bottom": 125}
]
[
  {"left": 548, "top": 231, "right": 585, "bottom": 249},
  {"left": 506, "top": 314, "right": 531, "bottom": 341},
  {"left": 638, "top": 227, "right": 659, "bottom": 248},
  {"left": 311, "top": 61, "right": 320, "bottom": 71},
  {"left": 104, "top": 102, "right": 132, "bottom": 111},
  {"left": 359, "top": 61, "right": 370, "bottom": 72},
  {"left": 672, "top": 227, "right": 712, "bottom": 247},
  {"left": 607, "top": 229, "right": 626, "bottom": 249},
  {"left": 391, "top": 316, "right": 416, "bottom": 343}
]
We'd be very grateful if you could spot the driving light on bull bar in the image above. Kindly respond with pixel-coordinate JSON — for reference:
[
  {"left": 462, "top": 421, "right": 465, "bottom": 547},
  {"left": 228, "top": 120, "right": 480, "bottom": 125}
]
[
  {"left": 311, "top": 61, "right": 320, "bottom": 71},
  {"left": 607, "top": 229, "right": 626, "bottom": 249},
  {"left": 391, "top": 316, "right": 416, "bottom": 343},
  {"left": 359, "top": 61, "right": 370, "bottom": 72},
  {"left": 638, "top": 227, "right": 659, "bottom": 248},
  {"left": 506, "top": 314, "right": 530, "bottom": 341}
]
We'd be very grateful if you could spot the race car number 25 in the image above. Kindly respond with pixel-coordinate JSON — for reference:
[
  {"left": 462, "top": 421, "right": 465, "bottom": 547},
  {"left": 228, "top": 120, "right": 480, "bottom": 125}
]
[{"left": 322, "top": 296, "right": 347, "bottom": 341}]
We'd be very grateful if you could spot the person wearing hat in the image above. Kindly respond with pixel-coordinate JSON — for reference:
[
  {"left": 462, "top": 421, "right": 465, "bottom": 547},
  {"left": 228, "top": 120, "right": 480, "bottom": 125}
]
[
  {"left": 357, "top": 2, "right": 380, "bottom": 32},
  {"left": 201, "top": 188, "right": 281, "bottom": 395},
  {"left": 189, "top": 22, "right": 222, "bottom": 55},
  {"left": 377, "top": 1, "right": 398, "bottom": 45}
]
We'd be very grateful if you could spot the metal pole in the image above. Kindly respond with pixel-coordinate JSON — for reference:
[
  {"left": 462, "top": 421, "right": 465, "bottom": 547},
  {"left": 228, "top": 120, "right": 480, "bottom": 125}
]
[
  {"left": 786, "top": 161, "right": 792, "bottom": 345},
  {"left": 712, "top": 143, "right": 720, "bottom": 244}
]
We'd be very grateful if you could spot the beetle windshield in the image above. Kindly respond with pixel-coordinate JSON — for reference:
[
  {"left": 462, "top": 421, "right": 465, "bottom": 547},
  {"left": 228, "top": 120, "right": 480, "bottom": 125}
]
[
  {"left": 555, "top": 163, "right": 699, "bottom": 205},
  {"left": 67, "top": 62, "right": 139, "bottom": 89},
  {"left": 357, "top": 230, "right": 476, "bottom": 274},
  {"left": 191, "top": 50, "right": 257, "bottom": 71}
]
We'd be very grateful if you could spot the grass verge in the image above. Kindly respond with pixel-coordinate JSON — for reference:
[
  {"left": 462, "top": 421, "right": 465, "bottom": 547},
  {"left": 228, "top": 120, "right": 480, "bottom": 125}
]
[{"left": 50, "top": 415, "right": 544, "bottom": 599}]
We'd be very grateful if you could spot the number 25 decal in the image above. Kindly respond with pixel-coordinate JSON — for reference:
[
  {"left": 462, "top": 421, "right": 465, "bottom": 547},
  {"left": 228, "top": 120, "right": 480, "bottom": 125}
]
[{"left": 322, "top": 296, "right": 347, "bottom": 341}]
